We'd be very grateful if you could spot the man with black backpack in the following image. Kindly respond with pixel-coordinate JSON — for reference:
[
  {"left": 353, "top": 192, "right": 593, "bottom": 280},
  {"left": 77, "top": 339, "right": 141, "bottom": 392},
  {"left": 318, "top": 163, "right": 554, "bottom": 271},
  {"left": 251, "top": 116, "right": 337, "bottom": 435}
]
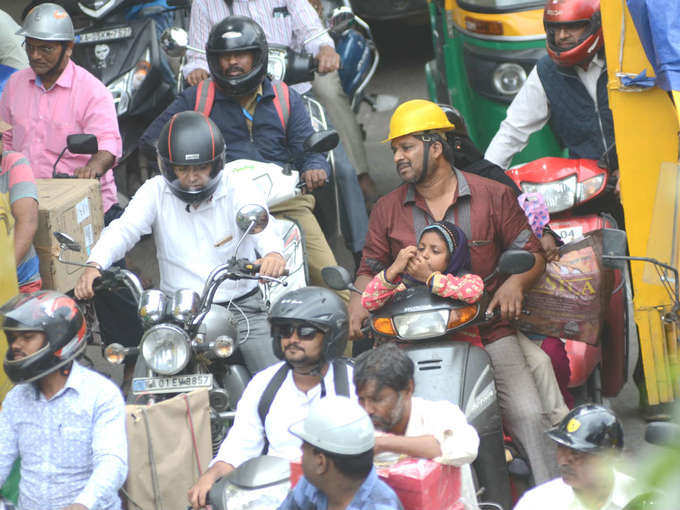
[
  {"left": 187, "top": 286, "right": 355, "bottom": 509},
  {"left": 140, "top": 16, "right": 347, "bottom": 301}
]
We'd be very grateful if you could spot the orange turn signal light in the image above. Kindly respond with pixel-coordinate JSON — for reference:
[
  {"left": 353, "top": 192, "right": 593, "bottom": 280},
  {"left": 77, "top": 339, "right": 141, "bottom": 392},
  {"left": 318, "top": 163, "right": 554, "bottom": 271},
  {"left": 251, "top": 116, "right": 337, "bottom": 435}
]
[
  {"left": 448, "top": 305, "right": 478, "bottom": 329},
  {"left": 464, "top": 17, "right": 503, "bottom": 36},
  {"left": 372, "top": 317, "right": 397, "bottom": 336}
]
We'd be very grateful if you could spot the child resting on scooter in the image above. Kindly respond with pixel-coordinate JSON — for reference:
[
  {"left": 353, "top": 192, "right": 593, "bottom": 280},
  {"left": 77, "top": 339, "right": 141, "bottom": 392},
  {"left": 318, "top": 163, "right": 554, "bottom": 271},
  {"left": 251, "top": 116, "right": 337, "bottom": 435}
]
[{"left": 362, "top": 221, "right": 484, "bottom": 310}]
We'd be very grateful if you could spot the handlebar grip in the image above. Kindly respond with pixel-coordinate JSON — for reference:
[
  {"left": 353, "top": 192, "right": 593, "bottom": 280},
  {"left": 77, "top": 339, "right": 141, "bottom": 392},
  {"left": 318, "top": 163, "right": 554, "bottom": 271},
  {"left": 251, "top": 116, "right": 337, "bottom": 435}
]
[
  {"left": 92, "top": 277, "right": 103, "bottom": 293},
  {"left": 243, "top": 263, "right": 290, "bottom": 277}
]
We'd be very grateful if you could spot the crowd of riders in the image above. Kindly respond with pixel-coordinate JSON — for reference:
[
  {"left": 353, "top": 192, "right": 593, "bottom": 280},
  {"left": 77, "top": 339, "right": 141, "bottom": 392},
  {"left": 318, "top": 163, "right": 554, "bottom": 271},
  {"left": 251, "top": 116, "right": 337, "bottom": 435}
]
[{"left": 0, "top": 0, "right": 660, "bottom": 509}]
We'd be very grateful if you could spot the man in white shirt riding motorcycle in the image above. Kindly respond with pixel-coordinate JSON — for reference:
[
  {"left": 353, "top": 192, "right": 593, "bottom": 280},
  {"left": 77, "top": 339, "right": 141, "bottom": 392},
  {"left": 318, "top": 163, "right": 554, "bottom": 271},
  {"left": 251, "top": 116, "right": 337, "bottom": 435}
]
[
  {"left": 187, "top": 286, "right": 354, "bottom": 508},
  {"left": 75, "top": 111, "right": 286, "bottom": 374}
]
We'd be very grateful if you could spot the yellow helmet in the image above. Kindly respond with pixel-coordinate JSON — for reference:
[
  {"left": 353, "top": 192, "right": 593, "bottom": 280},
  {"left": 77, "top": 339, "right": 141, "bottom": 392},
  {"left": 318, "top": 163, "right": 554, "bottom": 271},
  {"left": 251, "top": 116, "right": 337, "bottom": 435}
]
[{"left": 384, "top": 99, "right": 456, "bottom": 142}]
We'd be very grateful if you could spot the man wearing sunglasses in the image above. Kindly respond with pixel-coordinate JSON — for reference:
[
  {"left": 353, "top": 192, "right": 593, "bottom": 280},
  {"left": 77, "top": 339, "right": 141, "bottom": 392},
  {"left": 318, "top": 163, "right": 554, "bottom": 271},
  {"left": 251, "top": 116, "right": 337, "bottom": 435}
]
[{"left": 188, "top": 286, "right": 355, "bottom": 509}]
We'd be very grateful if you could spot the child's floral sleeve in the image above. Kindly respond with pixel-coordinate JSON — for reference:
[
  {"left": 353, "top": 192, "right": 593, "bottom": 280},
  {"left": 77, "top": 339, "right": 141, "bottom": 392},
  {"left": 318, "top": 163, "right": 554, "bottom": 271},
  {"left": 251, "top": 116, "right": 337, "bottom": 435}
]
[
  {"left": 428, "top": 273, "right": 484, "bottom": 304},
  {"left": 361, "top": 270, "right": 407, "bottom": 311}
]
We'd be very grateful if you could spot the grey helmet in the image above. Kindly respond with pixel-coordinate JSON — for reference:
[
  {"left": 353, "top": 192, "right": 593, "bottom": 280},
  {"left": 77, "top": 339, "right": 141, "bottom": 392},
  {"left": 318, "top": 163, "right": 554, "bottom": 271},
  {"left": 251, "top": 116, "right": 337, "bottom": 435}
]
[
  {"left": 269, "top": 287, "right": 348, "bottom": 362},
  {"left": 18, "top": 3, "right": 75, "bottom": 42}
]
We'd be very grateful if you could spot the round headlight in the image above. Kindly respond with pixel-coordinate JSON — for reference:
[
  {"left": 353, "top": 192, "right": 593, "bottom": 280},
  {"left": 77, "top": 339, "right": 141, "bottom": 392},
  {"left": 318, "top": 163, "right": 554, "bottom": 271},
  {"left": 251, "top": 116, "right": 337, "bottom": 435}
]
[
  {"left": 141, "top": 324, "right": 191, "bottom": 375},
  {"left": 493, "top": 63, "right": 527, "bottom": 96}
]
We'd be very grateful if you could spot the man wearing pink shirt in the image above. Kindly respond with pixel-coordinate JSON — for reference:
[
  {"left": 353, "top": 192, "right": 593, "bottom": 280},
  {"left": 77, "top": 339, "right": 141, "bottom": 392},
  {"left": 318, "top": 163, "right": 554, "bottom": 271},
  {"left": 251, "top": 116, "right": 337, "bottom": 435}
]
[{"left": 0, "top": 3, "right": 122, "bottom": 221}]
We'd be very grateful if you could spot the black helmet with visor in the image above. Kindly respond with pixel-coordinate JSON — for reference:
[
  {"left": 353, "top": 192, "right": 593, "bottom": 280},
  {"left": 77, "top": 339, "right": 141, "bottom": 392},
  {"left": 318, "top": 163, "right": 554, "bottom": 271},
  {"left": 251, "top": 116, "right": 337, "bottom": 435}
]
[
  {"left": 156, "top": 111, "right": 226, "bottom": 204},
  {"left": 205, "top": 16, "right": 268, "bottom": 97}
]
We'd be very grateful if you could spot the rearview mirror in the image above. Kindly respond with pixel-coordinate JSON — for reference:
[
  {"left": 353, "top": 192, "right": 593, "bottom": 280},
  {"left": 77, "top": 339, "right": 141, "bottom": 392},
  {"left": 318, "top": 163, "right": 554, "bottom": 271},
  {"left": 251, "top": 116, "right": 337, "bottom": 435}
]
[
  {"left": 321, "top": 266, "right": 352, "bottom": 291},
  {"left": 67, "top": 134, "right": 98, "bottom": 155},
  {"left": 328, "top": 7, "right": 355, "bottom": 34},
  {"left": 53, "top": 231, "right": 81, "bottom": 252},
  {"left": 303, "top": 130, "right": 339, "bottom": 153},
  {"left": 160, "top": 27, "right": 190, "bottom": 58},
  {"left": 644, "top": 421, "right": 680, "bottom": 448},
  {"left": 601, "top": 228, "right": 627, "bottom": 270},
  {"left": 235, "top": 204, "right": 269, "bottom": 235},
  {"left": 498, "top": 250, "right": 535, "bottom": 275}
]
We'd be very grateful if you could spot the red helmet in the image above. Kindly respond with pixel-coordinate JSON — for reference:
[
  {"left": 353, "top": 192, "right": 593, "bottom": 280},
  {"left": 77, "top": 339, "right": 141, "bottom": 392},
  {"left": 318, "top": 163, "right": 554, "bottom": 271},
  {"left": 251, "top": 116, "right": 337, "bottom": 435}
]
[
  {"left": 543, "top": 0, "right": 603, "bottom": 67},
  {"left": 1, "top": 291, "right": 87, "bottom": 383}
]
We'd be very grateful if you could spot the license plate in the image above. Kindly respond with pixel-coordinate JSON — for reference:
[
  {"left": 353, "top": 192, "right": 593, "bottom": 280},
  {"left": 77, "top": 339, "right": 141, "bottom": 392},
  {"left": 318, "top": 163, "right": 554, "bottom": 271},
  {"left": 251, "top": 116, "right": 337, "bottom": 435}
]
[
  {"left": 553, "top": 225, "right": 584, "bottom": 244},
  {"left": 132, "top": 373, "right": 213, "bottom": 395},
  {"left": 78, "top": 26, "right": 132, "bottom": 44}
]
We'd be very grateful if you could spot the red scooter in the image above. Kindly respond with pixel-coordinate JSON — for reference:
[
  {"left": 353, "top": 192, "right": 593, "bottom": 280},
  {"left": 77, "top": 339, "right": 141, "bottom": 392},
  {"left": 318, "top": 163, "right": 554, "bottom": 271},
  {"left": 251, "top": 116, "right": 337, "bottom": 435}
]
[{"left": 505, "top": 156, "right": 630, "bottom": 403}]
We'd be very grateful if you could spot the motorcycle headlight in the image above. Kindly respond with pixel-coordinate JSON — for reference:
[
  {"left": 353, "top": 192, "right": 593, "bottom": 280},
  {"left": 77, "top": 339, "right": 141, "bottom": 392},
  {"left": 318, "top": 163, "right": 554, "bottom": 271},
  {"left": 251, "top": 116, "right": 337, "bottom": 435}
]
[
  {"left": 222, "top": 479, "right": 290, "bottom": 510},
  {"left": 108, "top": 48, "right": 151, "bottom": 115},
  {"left": 492, "top": 63, "right": 526, "bottom": 96},
  {"left": 576, "top": 174, "right": 606, "bottom": 204},
  {"left": 141, "top": 324, "right": 191, "bottom": 375},
  {"left": 521, "top": 175, "right": 577, "bottom": 214},
  {"left": 393, "top": 310, "right": 449, "bottom": 340}
]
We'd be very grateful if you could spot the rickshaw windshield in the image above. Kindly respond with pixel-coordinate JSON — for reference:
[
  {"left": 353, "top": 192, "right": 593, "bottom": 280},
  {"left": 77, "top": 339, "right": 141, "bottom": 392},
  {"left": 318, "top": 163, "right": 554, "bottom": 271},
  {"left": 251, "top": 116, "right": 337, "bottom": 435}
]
[{"left": 458, "top": 0, "right": 544, "bottom": 13}]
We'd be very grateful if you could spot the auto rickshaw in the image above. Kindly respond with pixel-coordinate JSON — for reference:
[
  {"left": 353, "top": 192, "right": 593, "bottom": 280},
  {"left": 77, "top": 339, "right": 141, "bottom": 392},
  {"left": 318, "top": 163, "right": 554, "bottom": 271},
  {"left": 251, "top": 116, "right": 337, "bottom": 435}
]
[
  {"left": 0, "top": 167, "right": 19, "bottom": 502},
  {"left": 424, "top": 0, "right": 565, "bottom": 165},
  {"left": 599, "top": 0, "right": 680, "bottom": 411}
]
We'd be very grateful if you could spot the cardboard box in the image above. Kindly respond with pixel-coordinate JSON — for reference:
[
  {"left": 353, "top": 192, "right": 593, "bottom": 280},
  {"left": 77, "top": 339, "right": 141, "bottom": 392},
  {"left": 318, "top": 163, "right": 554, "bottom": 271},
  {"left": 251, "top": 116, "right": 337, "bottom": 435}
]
[
  {"left": 34, "top": 178, "right": 104, "bottom": 292},
  {"left": 291, "top": 457, "right": 464, "bottom": 510}
]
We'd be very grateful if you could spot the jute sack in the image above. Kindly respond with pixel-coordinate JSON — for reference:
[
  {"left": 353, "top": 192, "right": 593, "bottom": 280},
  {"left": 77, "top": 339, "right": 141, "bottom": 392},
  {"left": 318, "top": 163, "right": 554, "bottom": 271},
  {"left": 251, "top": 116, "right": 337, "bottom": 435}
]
[{"left": 123, "top": 389, "right": 212, "bottom": 510}]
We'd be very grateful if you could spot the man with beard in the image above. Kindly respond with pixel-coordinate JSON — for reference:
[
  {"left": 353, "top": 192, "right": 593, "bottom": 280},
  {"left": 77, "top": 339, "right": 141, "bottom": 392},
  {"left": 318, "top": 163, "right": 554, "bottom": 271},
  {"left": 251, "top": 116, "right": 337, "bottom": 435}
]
[
  {"left": 0, "top": 3, "right": 122, "bottom": 224},
  {"left": 514, "top": 405, "right": 640, "bottom": 510},
  {"left": 353, "top": 343, "right": 480, "bottom": 507},
  {"left": 141, "top": 16, "right": 347, "bottom": 300},
  {"left": 350, "top": 99, "right": 562, "bottom": 485},
  {"left": 187, "top": 287, "right": 355, "bottom": 509},
  {"left": 0, "top": 291, "right": 127, "bottom": 509}
]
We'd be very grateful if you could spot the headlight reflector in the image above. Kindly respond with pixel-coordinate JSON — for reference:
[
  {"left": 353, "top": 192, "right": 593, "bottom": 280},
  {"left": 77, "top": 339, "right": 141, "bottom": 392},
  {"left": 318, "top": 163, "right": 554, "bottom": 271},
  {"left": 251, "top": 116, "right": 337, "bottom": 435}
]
[
  {"left": 521, "top": 175, "right": 577, "bottom": 213},
  {"left": 492, "top": 63, "right": 526, "bottom": 96},
  {"left": 108, "top": 48, "right": 150, "bottom": 115},
  {"left": 393, "top": 310, "right": 448, "bottom": 340},
  {"left": 141, "top": 324, "right": 191, "bottom": 375}
]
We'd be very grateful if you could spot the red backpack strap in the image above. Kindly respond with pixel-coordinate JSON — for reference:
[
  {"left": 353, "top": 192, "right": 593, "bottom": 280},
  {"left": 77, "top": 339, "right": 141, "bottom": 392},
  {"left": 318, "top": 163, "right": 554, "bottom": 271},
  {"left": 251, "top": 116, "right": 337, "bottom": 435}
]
[
  {"left": 194, "top": 78, "right": 216, "bottom": 117},
  {"left": 271, "top": 80, "right": 290, "bottom": 133}
]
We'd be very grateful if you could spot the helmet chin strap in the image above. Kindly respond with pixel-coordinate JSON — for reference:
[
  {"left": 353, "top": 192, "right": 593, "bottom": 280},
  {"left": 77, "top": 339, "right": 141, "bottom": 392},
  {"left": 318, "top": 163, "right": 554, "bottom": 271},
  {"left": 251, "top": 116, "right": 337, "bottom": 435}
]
[{"left": 416, "top": 134, "right": 435, "bottom": 184}]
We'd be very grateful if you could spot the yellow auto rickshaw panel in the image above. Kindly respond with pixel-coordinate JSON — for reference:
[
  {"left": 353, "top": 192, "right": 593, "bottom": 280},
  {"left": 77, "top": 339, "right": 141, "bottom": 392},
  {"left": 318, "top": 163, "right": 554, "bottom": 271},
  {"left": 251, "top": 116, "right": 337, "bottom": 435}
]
[
  {"left": 601, "top": 1, "right": 680, "bottom": 404},
  {"left": 0, "top": 187, "right": 18, "bottom": 403},
  {"left": 444, "top": 0, "right": 545, "bottom": 38}
]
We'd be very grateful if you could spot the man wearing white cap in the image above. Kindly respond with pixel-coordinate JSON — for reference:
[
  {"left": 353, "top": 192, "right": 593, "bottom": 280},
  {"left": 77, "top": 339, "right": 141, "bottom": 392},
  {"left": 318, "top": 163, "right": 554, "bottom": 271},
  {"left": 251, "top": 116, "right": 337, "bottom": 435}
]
[{"left": 279, "top": 396, "right": 404, "bottom": 510}]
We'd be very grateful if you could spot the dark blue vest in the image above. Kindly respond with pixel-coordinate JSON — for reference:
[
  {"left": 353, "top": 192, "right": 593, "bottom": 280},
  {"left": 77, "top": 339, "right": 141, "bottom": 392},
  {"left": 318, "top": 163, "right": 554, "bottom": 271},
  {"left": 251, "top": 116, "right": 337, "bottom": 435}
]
[{"left": 536, "top": 55, "right": 615, "bottom": 160}]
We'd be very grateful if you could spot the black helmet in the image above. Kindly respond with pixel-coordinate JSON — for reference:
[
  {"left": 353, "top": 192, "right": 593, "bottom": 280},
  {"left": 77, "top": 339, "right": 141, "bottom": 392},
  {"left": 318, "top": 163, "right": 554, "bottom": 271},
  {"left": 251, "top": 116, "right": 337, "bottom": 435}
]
[
  {"left": 547, "top": 404, "right": 623, "bottom": 453},
  {"left": 269, "top": 287, "right": 348, "bottom": 361},
  {"left": 206, "top": 16, "right": 268, "bottom": 97},
  {"left": 156, "top": 111, "right": 226, "bottom": 204},
  {"left": 2, "top": 291, "right": 86, "bottom": 384}
]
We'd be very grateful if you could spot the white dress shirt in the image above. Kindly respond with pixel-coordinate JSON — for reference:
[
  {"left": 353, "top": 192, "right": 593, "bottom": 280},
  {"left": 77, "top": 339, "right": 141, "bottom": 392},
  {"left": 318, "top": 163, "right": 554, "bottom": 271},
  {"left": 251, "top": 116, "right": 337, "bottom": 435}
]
[
  {"left": 513, "top": 469, "right": 639, "bottom": 510},
  {"left": 484, "top": 55, "right": 606, "bottom": 169},
  {"left": 183, "top": 0, "right": 335, "bottom": 94},
  {"left": 0, "top": 9, "right": 28, "bottom": 70},
  {"left": 212, "top": 360, "right": 356, "bottom": 468},
  {"left": 88, "top": 170, "right": 283, "bottom": 303},
  {"left": 403, "top": 397, "right": 480, "bottom": 510}
]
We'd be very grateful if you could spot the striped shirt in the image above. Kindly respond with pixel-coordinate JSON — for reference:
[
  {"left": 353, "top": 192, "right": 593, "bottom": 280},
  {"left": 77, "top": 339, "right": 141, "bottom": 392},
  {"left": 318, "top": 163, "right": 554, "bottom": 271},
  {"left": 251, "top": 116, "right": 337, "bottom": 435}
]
[
  {"left": 183, "top": 0, "right": 334, "bottom": 94},
  {"left": 0, "top": 150, "right": 40, "bottom": 287}
]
